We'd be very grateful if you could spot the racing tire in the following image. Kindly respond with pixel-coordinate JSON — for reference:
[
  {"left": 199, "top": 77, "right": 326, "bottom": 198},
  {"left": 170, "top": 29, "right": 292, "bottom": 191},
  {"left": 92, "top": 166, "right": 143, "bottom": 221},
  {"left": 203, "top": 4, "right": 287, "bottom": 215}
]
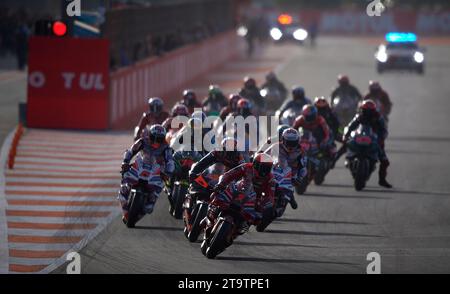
[
  {"left": 256, "top": 207, "right": 274, "bottom": 232},
  {"left": 206, "top": 220, "right": 232, "bottom": 259},
  {"left": 172, "top": 183, "right": 188, "bottom": 219},
  {"left": 354, "top": 159, "right": 368, "bottom": 191},
  {"left": 126, "top": 191, "right": 145, "bottom": 228},
  {"left": 188, "top": 203, "right": 208, "bottom": 243}
]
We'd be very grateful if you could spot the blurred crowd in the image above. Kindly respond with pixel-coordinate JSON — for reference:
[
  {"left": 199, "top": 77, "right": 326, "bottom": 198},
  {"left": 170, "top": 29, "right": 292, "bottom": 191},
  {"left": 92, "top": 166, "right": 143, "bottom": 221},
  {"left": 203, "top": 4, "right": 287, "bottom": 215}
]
[{"left": 0, "top": 6, "right": 34, "bottom": 70}]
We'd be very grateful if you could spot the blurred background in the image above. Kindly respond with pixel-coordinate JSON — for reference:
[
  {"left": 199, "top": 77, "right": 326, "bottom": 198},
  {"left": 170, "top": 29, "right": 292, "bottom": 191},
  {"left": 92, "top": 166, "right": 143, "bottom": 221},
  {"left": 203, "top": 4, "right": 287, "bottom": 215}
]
[{"left": 2, "top": 0, "right": 450, "bottom": 71}]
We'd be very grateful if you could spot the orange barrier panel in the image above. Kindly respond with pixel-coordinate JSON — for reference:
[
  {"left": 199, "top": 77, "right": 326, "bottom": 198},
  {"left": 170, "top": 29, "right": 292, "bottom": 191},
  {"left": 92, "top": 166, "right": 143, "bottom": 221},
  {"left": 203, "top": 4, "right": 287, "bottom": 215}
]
[
  {"left": 109, "top": 31, "right": 245, "bottom": 129},
  {"left": 8, "top": 124, "right": 25, "bottom": 169}
]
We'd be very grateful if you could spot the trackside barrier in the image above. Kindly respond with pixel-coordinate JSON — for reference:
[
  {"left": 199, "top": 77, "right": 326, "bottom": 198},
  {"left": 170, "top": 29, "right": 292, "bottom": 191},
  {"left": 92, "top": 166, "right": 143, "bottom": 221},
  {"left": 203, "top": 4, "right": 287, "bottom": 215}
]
[
  {"left": 109, "top": 31, "right": 245, "bottom": 129},
  {"left": 7, "top": 124, "right": 24, "bottom": 169}
]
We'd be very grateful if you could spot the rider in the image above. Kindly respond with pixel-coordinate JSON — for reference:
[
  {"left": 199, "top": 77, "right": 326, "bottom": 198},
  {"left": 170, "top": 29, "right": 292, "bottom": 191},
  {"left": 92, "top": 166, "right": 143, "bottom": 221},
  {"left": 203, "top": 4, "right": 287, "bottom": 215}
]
[
  {"left": 260, "top": 71, "right": 288, "bottom": 100},
  {"left": 219, "top": 93, "right": 241, "bottom": 121},
  {"left": 239, "top": 76, "right": 265, "bottom": 114},
  {"left": 189, "top": 137, "right": 246, "bottom": 182},
  {"left": 264, "top": 128, "right": 307, "bottom": 209},
  {"left": 363, "top": 81, "right": 392, "bottom": 120},
  {"left": 331, "top": 74, "right": 362, "bottom": 102},
  {"left": 207, "top": 153, "right": 275, "bottom": 231},
  {"left": 202, "top": 84, "right": 228, "bottom": 116},
  {"left": 134, "top": 97, "right": 169, "bottom": 141},
  {"left": 278, "top": 86, "right": 312, "bottom": 119},
  {"left": 119, "top": 124, "right": 175, "bottom": 223},
  {"left": 162, "top": 103, "right": 190, "bottom": 133},
  {"left": 180, "top": 89, "right": 202, "bottom": 114},
  {"left": 337, "top": 100, "right": 392, "bottom": 188},
  {"left": 293, "top": 104, "right": 335, "bottom": 158},
  {"left": 314, "top": 97, "right": 341, "bottom": 141}
]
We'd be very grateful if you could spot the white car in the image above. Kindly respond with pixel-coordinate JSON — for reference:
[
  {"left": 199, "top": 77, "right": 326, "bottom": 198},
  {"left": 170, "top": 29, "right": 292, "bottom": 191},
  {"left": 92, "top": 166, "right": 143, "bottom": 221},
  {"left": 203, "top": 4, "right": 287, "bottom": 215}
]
[{"left": 375, "top": 32, "right": 425, "bottom": 74}]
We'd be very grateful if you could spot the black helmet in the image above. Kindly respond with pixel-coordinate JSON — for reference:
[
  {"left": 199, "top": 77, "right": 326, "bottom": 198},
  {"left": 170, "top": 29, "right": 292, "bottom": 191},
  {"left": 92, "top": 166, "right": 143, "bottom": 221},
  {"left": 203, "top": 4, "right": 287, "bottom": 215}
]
[
  {"left": 148, "top": 97, "right": 164, "bottom": 113},
  {"left": 292, "top": 86, "right": 305, "bottom": 100}
]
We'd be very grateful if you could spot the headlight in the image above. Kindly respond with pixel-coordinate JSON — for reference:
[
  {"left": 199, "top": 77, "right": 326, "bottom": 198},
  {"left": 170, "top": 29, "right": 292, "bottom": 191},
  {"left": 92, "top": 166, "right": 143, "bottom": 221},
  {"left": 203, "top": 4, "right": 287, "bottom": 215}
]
[
  {"left": 260, "top": 89, "right": 268, "bottom": 97},
  {"left": 293, "top": 29, "right": 308, "bottom": 41},
  {"left": 376, "top": 51, "right": 388, "bottom": 63},
  {"left": 270, "top": 28, "right": 283, "bottom": 41},
  {"left": 414, "top": 51, "right": 424, "bottom": 63},
  {"left": 333, "top": 97, "right": 340, "bottom": 106},
  {"left": 236, "top": 26, "right": 248, "bottom": 37}
]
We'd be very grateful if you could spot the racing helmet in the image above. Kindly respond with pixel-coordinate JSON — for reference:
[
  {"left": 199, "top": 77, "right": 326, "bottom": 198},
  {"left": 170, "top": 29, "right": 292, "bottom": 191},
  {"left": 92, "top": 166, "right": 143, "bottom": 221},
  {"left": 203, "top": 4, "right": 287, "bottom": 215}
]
[
  {"left": 302, "top": 104, "right": 318, "bottom": 123},
  {"left": 148, "top": 124, "right": 167, "bottom": 145},
  {"left": 282, "top": 128, "right": 300, "bottom": 151},
  {"left": 369, "top": 80, "right": 381, "bottom": 92},
  {"left": 360, "top": 99, "right": 378, "bottom": 119},
  {"left": 237, "top": 98, "right": 252, "bottom": 116},
  {"left": 148, "top": 97, "right": 164, "bottom": 113},
  {"left": 277, "top": 124, "right": 290, "bottom": 141},
  {"left": 338, "top": 74, "right": 349, "bottom": 86},
  {"left": 182, "top": 89, "right": 197, "bottom": 106},
  {"left": 292, "top": 86, "right": 305, "bottom": 100},
  {"left": 228, "top": 93, "right": 242, "bottom": 110},
  {"left": 244, "top": 76, "right": 256, "bottom": 88},
  {"left": 314, "top": 96, "right": 330, "bottom": 112},
  {"left": 171, "top": 103, "right": 189, "bottom": 117},
  {"left": 253, "top": 153, "right": 273, "bottom": 178}
]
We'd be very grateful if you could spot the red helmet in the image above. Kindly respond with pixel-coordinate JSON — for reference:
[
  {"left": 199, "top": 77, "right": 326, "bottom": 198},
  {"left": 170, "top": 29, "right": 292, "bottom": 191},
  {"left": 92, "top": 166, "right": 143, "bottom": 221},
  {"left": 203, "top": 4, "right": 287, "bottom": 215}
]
[
  {"left": 369, "top": 80, "right": 381, "bottom": 91},
  {"left": 360, "top": 99, "right": 378, "bottom": 118},
  {"left": 302, "top": 104, "right": 318, "bottom": 123},
  {"left": 171, "top": 103, "right": 189, "bottom": 117},
  {"left": 338, "top": 74, "right": 349, "bottom": 85},
  {"left": 244, "top": 76, "right": 256, "bottom": 88},
  {"left": 314, "top": 96, "right": 330, "bottom": 109},
  {"left": 253, "top": 153, "right": 273, "bottom": 178},
  {"left": 228, "top": 94, "right": 242, "bottom": 109},
  {"left": 237, "top": 98, "right": 252, "bottom": 116}
]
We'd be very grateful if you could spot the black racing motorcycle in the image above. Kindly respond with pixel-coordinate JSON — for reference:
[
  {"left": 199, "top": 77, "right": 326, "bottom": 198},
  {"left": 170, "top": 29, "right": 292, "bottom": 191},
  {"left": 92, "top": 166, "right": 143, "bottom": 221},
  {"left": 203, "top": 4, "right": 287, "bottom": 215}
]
[{"left": 345, "top": 124, "right": 379, "bottom": 191}]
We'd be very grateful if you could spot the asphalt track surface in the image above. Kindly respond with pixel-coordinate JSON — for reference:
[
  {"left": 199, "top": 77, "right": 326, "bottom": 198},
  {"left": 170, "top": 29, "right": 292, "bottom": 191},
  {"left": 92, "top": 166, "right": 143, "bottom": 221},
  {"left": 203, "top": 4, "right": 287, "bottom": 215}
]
[{"left": 55, "top": 37, "right": 450, "bottom": 274}]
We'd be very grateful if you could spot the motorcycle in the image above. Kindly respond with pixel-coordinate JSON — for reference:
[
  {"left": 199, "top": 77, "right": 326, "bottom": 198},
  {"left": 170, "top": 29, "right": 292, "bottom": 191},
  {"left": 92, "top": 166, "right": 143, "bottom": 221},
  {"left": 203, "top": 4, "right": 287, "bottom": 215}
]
[
  {"left": 345, "top": 124, "right": 379, "bottom": 191},
  {"left": 201, "top": 187, "right": 255, "bottom": 259},
  {"left": 122, "top": 160, "right": 163, "bottom": 228},
  {"left": 260, "top": 87, "right": 285, "bottom": 111},
  {"left": 183, "top": 164, "right": 222, "bottom": 242},
  {"left": 331, "top": 95, "right": 359, "bottom": 128},
  {"left": 167, "top": 151, "right": 202, "bottom": 219},
  {"left": 256, "top": 164, "right": 294, "bottom": 232},
  {"left": 294, "top": 129, "right": 318, "bottom": 194}
]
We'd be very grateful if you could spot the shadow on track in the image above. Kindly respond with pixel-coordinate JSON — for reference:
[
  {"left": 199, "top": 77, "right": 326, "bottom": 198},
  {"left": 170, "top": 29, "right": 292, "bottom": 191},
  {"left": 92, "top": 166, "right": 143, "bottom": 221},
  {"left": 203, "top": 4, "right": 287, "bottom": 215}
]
[
  {"left": 389, "top": 136, "right": 450, "bottom": 143},
  {"left": 364, "top": 188, "right": 450, "bottom": 197},
  {"left": 234, "top": 241, "right": 325, "bottom": 248},
  {"left": 264, "top": 229, "right": 384, "bottom": 238},
  {"left": 216, "top": 256, "right": 357, "bottom": 266},
  {"left": 303, "top": 192, "right": 391, "bottom": 200},
  {"left": 274, "top": 218, "right": 369, "bottom": 225},
  {"left": 134, "top": 226, "right": 183, "bottom": 231}
]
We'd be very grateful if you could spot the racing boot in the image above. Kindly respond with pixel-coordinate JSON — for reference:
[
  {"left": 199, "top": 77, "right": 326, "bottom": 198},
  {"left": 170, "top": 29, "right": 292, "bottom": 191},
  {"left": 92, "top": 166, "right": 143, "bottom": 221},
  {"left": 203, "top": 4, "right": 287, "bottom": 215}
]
[
  {"left": 289, "top": 195, "right": 298, "bottom": 210},
  {"left": 378, "top": 159, "right": 393, "bottom": 188}
]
